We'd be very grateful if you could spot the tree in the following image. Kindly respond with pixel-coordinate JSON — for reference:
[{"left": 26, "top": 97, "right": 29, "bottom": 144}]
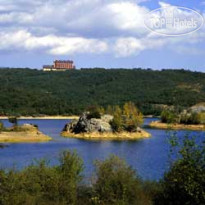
[
  {"left": 180, "top": 112, "right": 204, "bottom": 125},
  {"left": 123, "top": 102, "right": 144, "bottom": 132},
  {"left": 187, "top": 112, "right": 201, "bottom": 125},
  {"left": 106, "top": 105, "right": 114, "bottom": 115},
  {"left": 198, "top": 112, "right": 205, "bottom": 124},
  {"left": 98, "top": 106, "right": 105, "bottom": 115},
  {"left": 93, "top": 155, "right": 143, "bottom": 205},
  {"left": 110, "top": 105, "right": 123, "bottom": 132},
  {"left": 155, "top": 134, "right": 205, "bottom": 205},
  {"left": 161, "top": 110, "right": 179, "bottom": 124},
  {"left": 57, "top": 150, "right": 84, "bottom": 204},
  {"left": 87, "top": 105, "right": 101, "bottom": 119},
  {"left": 0, "top": 150, "right": 84, "bottom": 205}
]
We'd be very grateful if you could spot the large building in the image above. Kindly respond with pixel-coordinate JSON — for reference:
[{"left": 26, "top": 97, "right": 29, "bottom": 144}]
[{"left": 43, "top": 60, "right": 75, "bottom": 71}]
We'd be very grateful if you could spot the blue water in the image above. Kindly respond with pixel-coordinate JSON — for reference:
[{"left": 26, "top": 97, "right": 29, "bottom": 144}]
[{"left": 0, "top": 118, "right": 204, "bottom": 181}]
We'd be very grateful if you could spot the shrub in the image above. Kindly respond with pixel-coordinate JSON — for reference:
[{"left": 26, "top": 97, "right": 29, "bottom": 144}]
[
  {"left": 161, "top": 110, "right": 179, "bottom": 123},
  {"left": 106, "top": 105, "right": 114, "bottom": 115},
  {"left": 198, "top": 112, "right": 205, "bottom": 124},
  {"left": 57, "top": 151, "right": 84, "bottom": 204},
  {"left": 87, "top": 106, "right": 101, "bottom": 119},
  {"left": 123, "top": 102, "right": 144, "bottom": 131},
  {"left": 155, "top": 135, "right": 205, "bottom": 205},
  {"left": 187, "top": 112, "right": 201, "bottom": 125},
  {"left": 0, "top": 150, "right": 84, "bottom": 205},
  {"left": 110, "top": 102, "right": 144, "bottom": 132},
  {"left": 110, "top": 105, "right": 123, "bottom": 132},
  {"left": 93, "top": 155, "right": 146, "bottom": 205},
  {"left": 180, "top": 112, "right": 203, "bottom": 125}
]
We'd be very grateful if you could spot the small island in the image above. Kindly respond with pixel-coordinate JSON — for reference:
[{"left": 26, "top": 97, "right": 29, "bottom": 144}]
[
  {"left": 61, "top": 102, "right": 151, "bottom": 140},
  {"left": 0, "top": 118, "right": 52, "bottom": 143},
  {"left": 0, "top": 115, "right": 79, "bottom": 120},
  {"left": 149, "top": 103, "right": 205, "bottom": 131}
]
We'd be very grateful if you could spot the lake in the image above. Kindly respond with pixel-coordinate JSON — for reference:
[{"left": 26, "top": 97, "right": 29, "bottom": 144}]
[{"left": 0, "top": 118, "right": 204, "bottom": 181}]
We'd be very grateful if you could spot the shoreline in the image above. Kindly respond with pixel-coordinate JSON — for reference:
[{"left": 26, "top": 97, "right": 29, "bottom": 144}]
[
  {"left": 61, "top": 130, "right": 151, "bottom": 141},
  {"left": 0, "top": 115, "right": 158, "bottom": 120},
  {"left": 0, "top": 115, "right": 79, "bottom": 120},
  {"left": 0, "top": 124, "right": 52, "bottom": 143},
  {"left": 0, "top": 132, "right": 52, "bottom": 143},
  {"left": 149, "top": 121, "right": 205, "bottom": 131}
]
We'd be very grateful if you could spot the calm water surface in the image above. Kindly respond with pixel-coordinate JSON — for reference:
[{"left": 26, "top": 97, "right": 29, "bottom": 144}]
[{"left": 0, "top": 118, "right": 204, "bottom": 181}]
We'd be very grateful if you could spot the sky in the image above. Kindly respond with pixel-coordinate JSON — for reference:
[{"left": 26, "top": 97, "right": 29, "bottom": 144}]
[{"left": 0, "top": 0, "right": 204, "bottom": 71}]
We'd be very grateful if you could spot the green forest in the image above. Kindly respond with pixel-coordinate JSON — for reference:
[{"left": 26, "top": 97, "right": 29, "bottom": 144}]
[{"left": 0, "top": 68, "right": 205, "bottom": 116}]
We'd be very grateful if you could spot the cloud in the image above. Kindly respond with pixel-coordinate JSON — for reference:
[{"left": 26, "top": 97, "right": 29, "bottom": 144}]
[
  {"left": 114, "top": 37, "right": 145, "bottom": 57},
  {"left": 0, "top": 30, "right": 108, "bottom": 55},
  {"left": 0, "top": 0, "right": 149, "bottom": 36},
  {"left": 0, "top": 0, "right": 204, "bottom": 57},
  {"left": 113, "top": 35, "right": 168, "bottom": 57}
]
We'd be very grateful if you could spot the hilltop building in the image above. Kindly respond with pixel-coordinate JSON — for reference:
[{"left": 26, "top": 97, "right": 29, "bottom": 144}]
[{"left": 43, "top": 60, "right": 75, "bottom": 71}]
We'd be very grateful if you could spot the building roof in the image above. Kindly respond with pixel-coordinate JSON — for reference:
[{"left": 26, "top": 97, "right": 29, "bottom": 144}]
[{"left": 54, "top": 60, "right": 73, "bottom": 63}]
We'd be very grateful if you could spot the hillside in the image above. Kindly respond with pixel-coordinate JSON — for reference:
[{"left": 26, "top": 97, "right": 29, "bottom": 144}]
[{"left": 0, "top": 68, "right": 205, "bottom": 116}]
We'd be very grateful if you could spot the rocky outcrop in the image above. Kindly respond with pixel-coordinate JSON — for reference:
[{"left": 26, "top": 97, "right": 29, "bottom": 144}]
[
  {"left": 63, "top": 113, "right": 113, "bottom": 134},
  {"left": 62, "top": 113, "right": 151, "bottom": 140},
  {"left": 63, "top": 119, "right": 78, "bottom": 133},
  {"left": 190, "top": 103, "right": 205, "bottom": 113}
]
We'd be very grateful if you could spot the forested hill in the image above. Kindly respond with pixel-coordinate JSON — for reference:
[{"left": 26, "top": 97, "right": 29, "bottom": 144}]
[{"left": 0, "top": 68, "right": 205, "bottom": 116}]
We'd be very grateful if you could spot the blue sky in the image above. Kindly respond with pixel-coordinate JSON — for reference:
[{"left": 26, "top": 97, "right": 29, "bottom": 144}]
[{"left": 0, "top": 0, "right": 204, "bottom": 71}]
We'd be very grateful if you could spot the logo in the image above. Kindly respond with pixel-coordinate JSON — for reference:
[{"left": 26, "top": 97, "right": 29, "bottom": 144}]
[{"left": 144, "top": 6, "right": 204, "bottom": 36}]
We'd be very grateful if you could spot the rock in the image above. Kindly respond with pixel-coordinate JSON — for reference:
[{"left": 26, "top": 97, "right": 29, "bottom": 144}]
[
  {"left": 190, "top": 103, "right": 205, "bottom": 113},
  {"left": 63, "top": 113, "right": 113, "bottom": 134},
  {"left": 136, "top": 127, "right": 143, "bottom": 133},
  {"left": 63, "top": 119, "right": 78, "bottom": 132},
  {"left": 100, "top": 114, "right": 113, "bottom": 123}
]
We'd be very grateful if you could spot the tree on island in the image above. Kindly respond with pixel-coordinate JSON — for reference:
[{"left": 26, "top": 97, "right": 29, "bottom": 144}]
[
  {"left": 161, "top": 109, "right": 205, "bottom": 125},
  {"left": 123, "top": 102, "right": 144, "bottom": 132},
  {"left": 110, "top": 105, "right": 123, "bottom": 132},
  {"left": 110, "top": 102, "right": 144, "bottom": 132},
  {"left": 161, "top": 109, "right": 179, "bottom": 124},
  {"left": 86, "top": 105, "right": 103, "bottom": 119}
]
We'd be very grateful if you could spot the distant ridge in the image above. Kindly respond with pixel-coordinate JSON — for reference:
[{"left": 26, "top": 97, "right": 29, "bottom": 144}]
[{"left": 0, "top": 68, "right": 204, "bottom": 116}]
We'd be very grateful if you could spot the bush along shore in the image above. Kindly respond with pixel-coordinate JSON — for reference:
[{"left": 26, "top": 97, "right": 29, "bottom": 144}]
[
  {"left": 61, "top": 102, "right": 151, "bottom": 140},
  {"left": 0, "top": 134, "right": 204, "bottom": 205},
  {"left": 0, "top": 117, "right": 51, "bottom": 143},
  {"left": 149, "top": 103, "right": 205, "bottom": 131}
]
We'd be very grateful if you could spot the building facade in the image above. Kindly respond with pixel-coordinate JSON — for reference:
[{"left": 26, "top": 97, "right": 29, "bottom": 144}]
[{"left": 43, "top": 60, "right": 75, "bottom": 71}]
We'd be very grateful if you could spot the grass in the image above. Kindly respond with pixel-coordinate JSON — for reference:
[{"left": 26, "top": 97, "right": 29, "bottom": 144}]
[
  {"left": 149, "top": 121, "right": 205, "bottom": 131},
  {"left": 0, "top": 124, "right": 52, "bottom": 143},
  {"left": 61, "top": 130, "right": 151, "bottom": 141}
]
